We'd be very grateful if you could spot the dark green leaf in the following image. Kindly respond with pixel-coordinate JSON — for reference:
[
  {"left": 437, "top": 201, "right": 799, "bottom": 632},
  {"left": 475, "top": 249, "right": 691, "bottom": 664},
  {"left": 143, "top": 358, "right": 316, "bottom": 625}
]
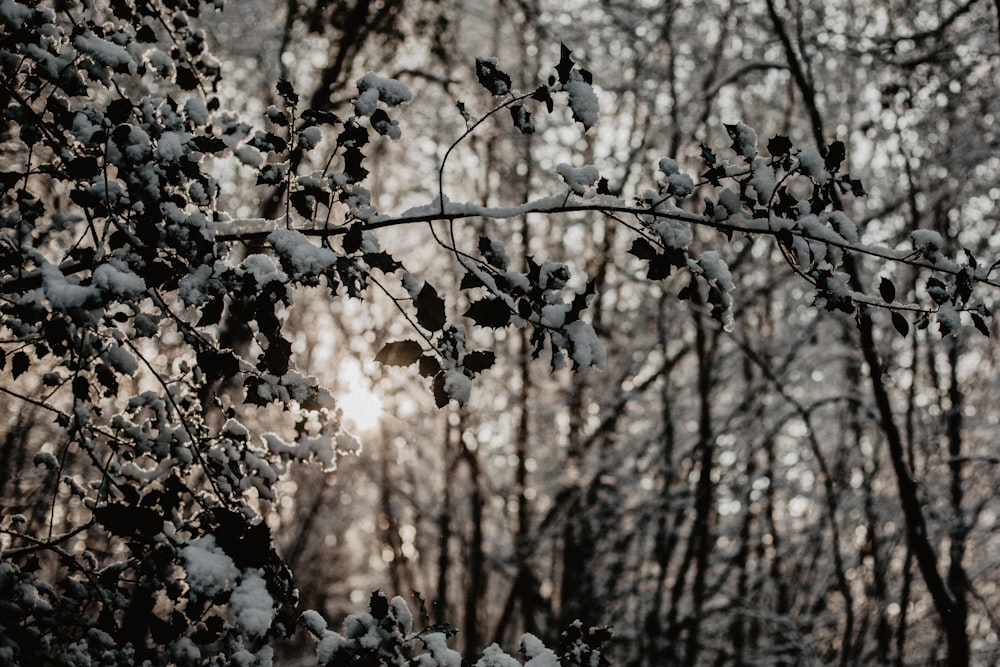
[
  {"left": 375, "top": 340, "right": 423, "bottom": 367},
  {"left": 531, "top": 86, "right": 554, "bottom": 113},
  {"left": 93, "top": 504, "right": 162, "bottom": 538},
  {"left": 106, "top": 98, "right": 133, "bottom": 124},
  {"left": 463, "top": 350, "right": 495, "bottom": 375},
  {"left": 475, "top": 57, "right": 512, "bottom": 96},
  {"left": 767, "top": 135, "right": 793, "bottom": 157},
  {"left": 825, "top": 141, "right": 846, "bottom": 171},
  {"left": 343, "top": 223, "right": 363, "bottom": 254},
  {"left": 418, "top": 355, "right": 441, "bottom": 378},
  {"left": 432, "top": 372, "right": 449, "bottom": 408},
  {"left": 971, "top": 312, "right": 990, "bottom": 337},
  {"left": 66, "top": 156, "right": 101, "bottom": 179},
  {"left": 175, "top": 66, "right": 199, "bottom": 91},
  {"left": 300, "top": 109, "right": 341, "bottom": 126},
  {"left": 190, "top": 135, "right": 228, "bottom": 153},
  {"left": 276, "top": 79, "right": 299, "bottom": 106},
  {"left": 342, "top": 146, "right": 368, "bottom": 182},
  {"left": 464, "top": 298, "right": 511, "bottom": 328},
  {"left": 136, "top": 24, "right": 157, "bottom": 43},
  {"left": 628, "top": 237, "right": 657, "bottom": 261},
  {"left": 370, "top": 591, "right": 389, "bottom": 619},
  {"left": 556, "top": 44, "right": 575, "bottom": 84},
  {"left": 879, "top": 277, "right": 896, "bottom": 303},
  {"left": 460, "top": 271, "right": 485, "bottom": 289},
  {"left": 11, "top": 351, "right": 29, "bottom": 378},
  {"left": 510, "top": 105, "right": 534, "bottom": 134},
  {"left": 415, "top": 283, "right": 446, "bottom": 332}
]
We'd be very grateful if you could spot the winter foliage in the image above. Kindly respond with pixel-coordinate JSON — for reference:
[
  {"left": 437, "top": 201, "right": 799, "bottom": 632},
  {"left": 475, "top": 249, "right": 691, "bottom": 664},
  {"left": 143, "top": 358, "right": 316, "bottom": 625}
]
[{"left": 1, "top": 0, "right": 999, "bottom": 665}]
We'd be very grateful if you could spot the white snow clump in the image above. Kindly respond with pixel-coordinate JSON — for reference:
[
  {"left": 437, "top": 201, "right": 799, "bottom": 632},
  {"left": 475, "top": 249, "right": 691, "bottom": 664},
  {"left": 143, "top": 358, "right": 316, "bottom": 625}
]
[
  {"left": 230, "top": 570, "right": 275, "bottom": 637},
  {"left": 565, "top": 69, "right": 599, "bottom": 130},
  {"left": 555, "top": 163, "right": 600, "bottom": 196},
  {"left": 354, "top": 72, "right": 412, "bottom": 117},
  {"left": 180, "top": 535, "right": 239, "bottom": 597}
]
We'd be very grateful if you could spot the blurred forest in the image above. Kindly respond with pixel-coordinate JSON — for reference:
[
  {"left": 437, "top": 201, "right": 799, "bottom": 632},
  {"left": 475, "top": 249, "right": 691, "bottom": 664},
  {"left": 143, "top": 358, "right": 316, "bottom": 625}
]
[{"left": 3, "top": 0, "right": 1000, "bottom": 665}]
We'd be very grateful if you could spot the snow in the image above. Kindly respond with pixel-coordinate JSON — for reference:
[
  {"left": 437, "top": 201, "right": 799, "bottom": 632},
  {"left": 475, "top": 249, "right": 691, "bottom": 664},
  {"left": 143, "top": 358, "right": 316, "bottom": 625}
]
[
  {"left": 74, "top": 34, "right": 135, "bottom": 72},
  {"left": 124, "top": 125, "right": 151, "bottom": 160},
  {"left": 300, "top": 610, "right": 328, "bottom": 635},
  {"left": 938, "top": 302, "right": 960, "bottom": 334},
  {"left": 0, "top": 0, "right": 33, "bottom": 28},
  {"left": 443, "top": 370, "right": 472, "bottom": 404},
  {"left": 667, "top": 173, "right": 694, "bottom": 197},
  {"left": 235, "top": 145, "right": 264, "bottom": 167},
  {"left": 103, "top": 342, "right": 138, "bottom": 375},
  {"left": 911, "top": 229, "right": 944, "bottom": 250},
  {"left": 72, "top": 110, "right": 104, "bottom": 144},
  {"left": 144, "top": 48, "right": 175, "bottom": 77},
  {"left": 556, "top": 163, "right": 600, "bottom": 196},
  {"left": 797, "top": 148, "right": 830, "bottom": 184},
  {"left": 92, "top": 261, "right": 146, "bottom": 297},
  {"left": 42, "top": 261, "right": 99, "bottom": 310},
  {"left": 390, "top": 596, "right": 413, "bottom": 634},
  {"left": 749, "top": 159, "right": 776, "bottom": 204},
  {"left": 156, "top": 131, "right": 186, "bottom": 162},
  {"left": 242, "top": 254, "right": 286, "bottom": 284},
  {"left": 659, "top": 158, "right": 680, "bottom": 176},
  {"left": 698, "top": 251, "right": 733, "bottom": 291},
  {"left": 231, "top": 570, "right": 274, "bottom": 637},
  {"left": 476, "top": 644, "right": 522, "bottom": 667},
  {"left": 33, "top": 451, "right": 58, "bottom": 469},
  {"left": 298, "top": 126, "right": 322, "bottom": 150},
  {"left": 731, "top": 122, "right": 758, "bottom": 160},
  {"left": 180, "top": 535, "right": 239, "bottom": 597},
  {"left": 566, "top": 320, "right": 606, "bottom": 369},
  {"left": 825, "top": 211, "right": 858, "bottom": 243},
  {"left": 565, "top": 69, "right": 599, "bottom": 130},
  {"left": 268, "top": 229, "right": 339, "bottom": 276},
  {"left": 521, "top": 634, "right": 558, "bottom": 667},
  {"left": 316, "top": 631, "right": 346, "bottom": 663},
  {"left": 420, "top": 632, "right": 462, "bottom": 667},
  {"left": 652, "top": 219, "right": 693, "bottom": 249},
  {"left": 354, "top": 72, "right": 412, "bottom": 116},
  {"left": 184, "top": 97, "right": 210, "bottom": 125}
]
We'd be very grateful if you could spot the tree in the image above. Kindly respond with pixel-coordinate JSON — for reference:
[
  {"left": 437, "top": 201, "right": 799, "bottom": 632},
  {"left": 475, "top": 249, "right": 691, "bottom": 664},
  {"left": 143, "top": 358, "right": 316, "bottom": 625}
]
[{"left": 1, "top": 1, "right": 998, "bottom": 665}]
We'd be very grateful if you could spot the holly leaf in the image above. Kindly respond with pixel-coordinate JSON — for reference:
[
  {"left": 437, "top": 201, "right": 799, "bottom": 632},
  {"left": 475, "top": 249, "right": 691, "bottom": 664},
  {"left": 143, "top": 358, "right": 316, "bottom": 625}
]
[
  {"left": 464, "top": 298, "right": 511, "bottom": 328},
  {"left": 300, "top": 109, "right": 342, "bottom": 126},
  {"left": 418, "top": 355, "right": 441, "bottom": 378},
  {"left": 463, "top": 350, "right": 495, "bottom": 375},
  {"left": 175, "top": 66, "right": 198, "bottom": 91},
  {"left": 475, "top": 58, "right": 512, "bottom": 96},
  {"left": 93, "top": 504, "right": 162, "bottom": 538},
  {"left": 415, "top": 283, "right": 446, "bottom": 332},
  {"left": 12, "top": 351, "right": 29, "bottom": 379},
  {"left": 767, "top": 135, "right": 793, "bottom": 157},
  {"left": 510, "top": 105, "right": 534, "bottom": 134},
  {"left": 342, "top": 146, "right": 369, "bottom": 182},
  {"left": 556, "top": 43, "right": 575, "bottom": 84},
  {"left": 825, "top": 140, "right": 846, "bottom": 172},
  {"left": 432, "top": 372, "right": 449, "bottom": 408},
  {"left": 276, "top": 79, "right": 299, "bottom": 106},
  {"left": 628, "top": 237, "right": 657, "bottom": 261},
  {"left": 375, "top": 340, "right": 423, "bottom": 367},
  {"left": 531, "top": 86, "right": 554, "bottom": 113}
]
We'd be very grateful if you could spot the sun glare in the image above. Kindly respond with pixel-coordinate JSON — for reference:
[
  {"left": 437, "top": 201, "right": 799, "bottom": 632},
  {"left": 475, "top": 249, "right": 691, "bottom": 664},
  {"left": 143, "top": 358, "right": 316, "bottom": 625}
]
[{"left": 337, "top": 361, "right": 384, "bottom": 433}]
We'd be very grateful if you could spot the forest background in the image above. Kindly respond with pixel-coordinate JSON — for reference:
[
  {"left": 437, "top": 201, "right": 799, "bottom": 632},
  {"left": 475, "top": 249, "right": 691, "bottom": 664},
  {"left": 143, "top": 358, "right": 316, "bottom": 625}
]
[{"left": 2, "top": 0, "right": 1000, "bottom": 665}]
